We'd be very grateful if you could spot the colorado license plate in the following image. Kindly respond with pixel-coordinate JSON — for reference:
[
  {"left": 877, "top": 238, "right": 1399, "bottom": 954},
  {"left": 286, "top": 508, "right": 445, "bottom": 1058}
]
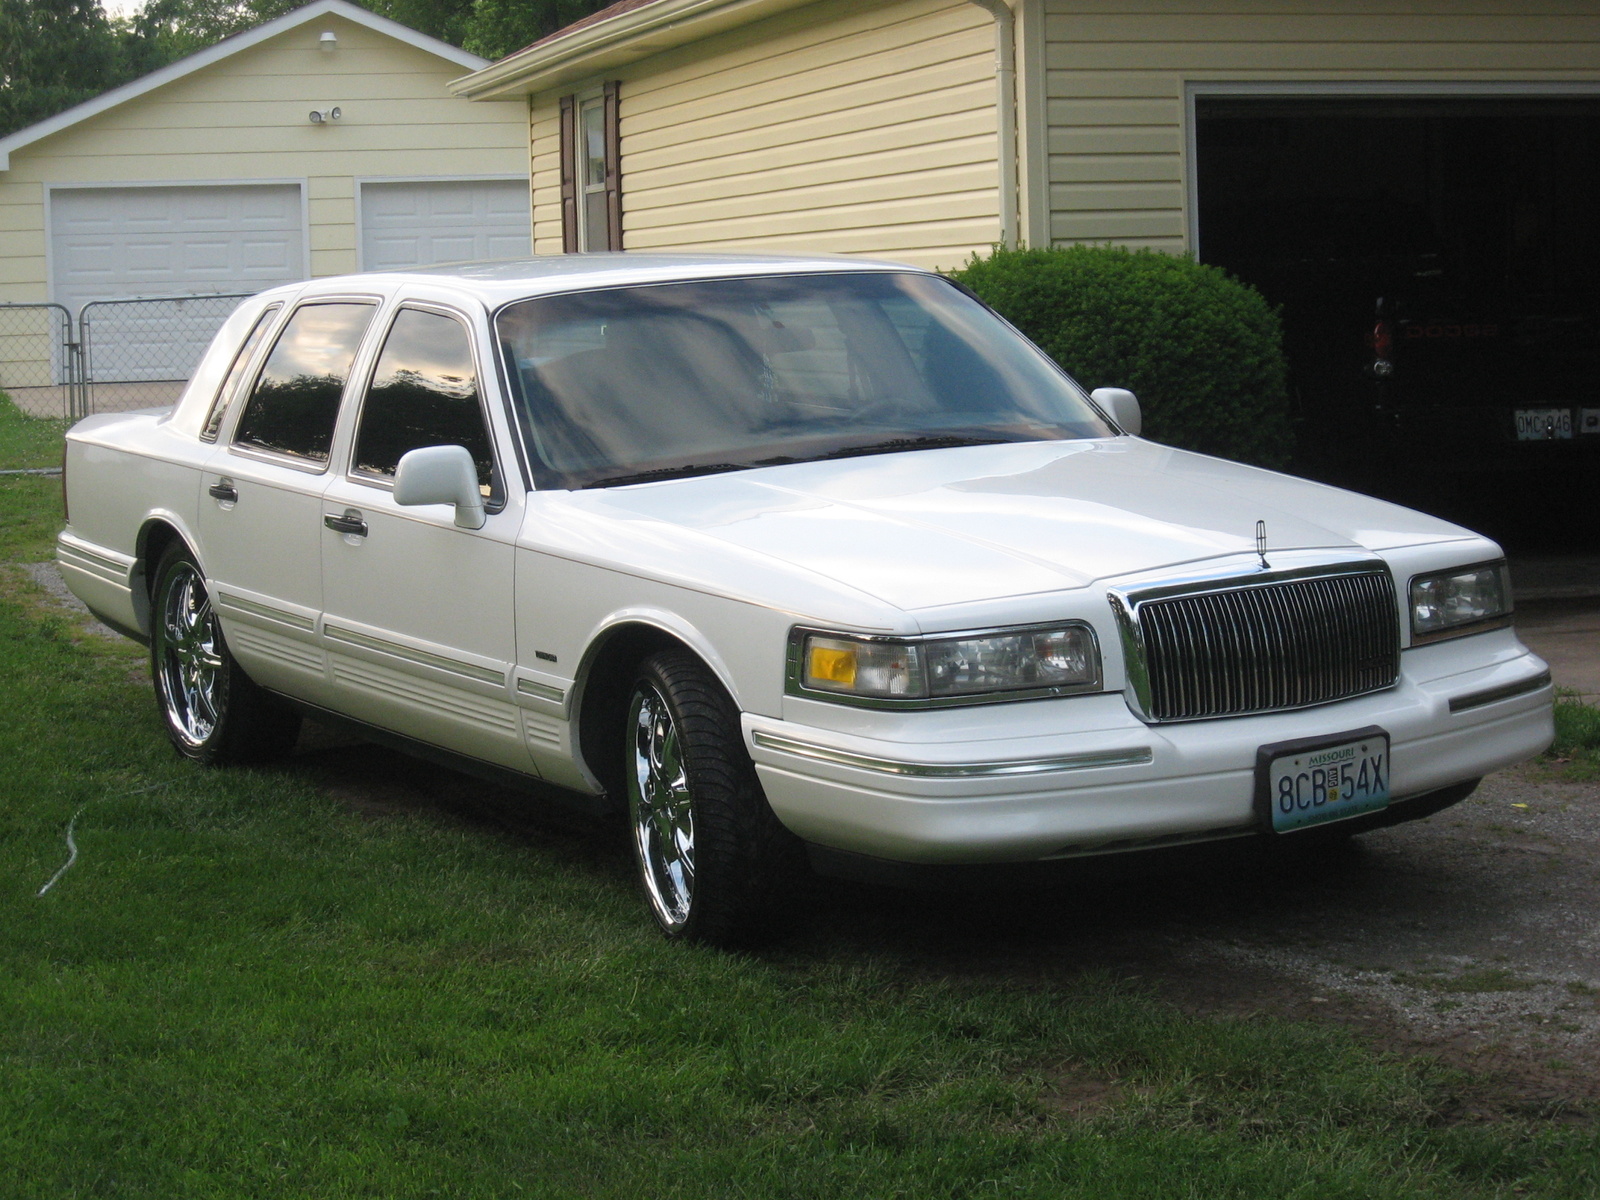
[{"left": 1255, "top": 727, "right": 1390, "bottom": 834}]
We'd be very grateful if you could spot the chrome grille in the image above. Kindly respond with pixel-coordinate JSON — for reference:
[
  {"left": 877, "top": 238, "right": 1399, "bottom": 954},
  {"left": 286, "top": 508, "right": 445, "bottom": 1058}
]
[{"left": 1131, "top": 570, "right": 1399, "bottom": 721}]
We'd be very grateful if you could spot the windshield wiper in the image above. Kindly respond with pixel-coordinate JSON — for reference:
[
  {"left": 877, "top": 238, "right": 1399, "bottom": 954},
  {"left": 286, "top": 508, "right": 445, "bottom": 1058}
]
[
  {"left": 579, "top": 436, "right": 1013, "bottom": 488},
  {"left": 582, "top": 456, "right": 798, "bottom": 489},
  {"left": 810, "top": 434, "right": 1017, "bottom": 461}
]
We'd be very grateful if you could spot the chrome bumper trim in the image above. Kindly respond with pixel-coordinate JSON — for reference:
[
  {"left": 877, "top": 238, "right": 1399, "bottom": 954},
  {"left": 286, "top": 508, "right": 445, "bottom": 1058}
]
[
  {"left": 751, "top": 730, "right": 1153, "bottom": 778},
  {"left": 1448, "top": 670, "right": 1552, "bottom": 714}
]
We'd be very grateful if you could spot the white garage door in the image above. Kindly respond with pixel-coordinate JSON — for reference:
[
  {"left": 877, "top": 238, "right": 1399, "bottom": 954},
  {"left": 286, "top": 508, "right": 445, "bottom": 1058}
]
[
  {"left": 360, "top": 179, "right": 531, "bottom": 271},
  {"left": 50, "top": 184, "right": 305, "bottom": 381}
]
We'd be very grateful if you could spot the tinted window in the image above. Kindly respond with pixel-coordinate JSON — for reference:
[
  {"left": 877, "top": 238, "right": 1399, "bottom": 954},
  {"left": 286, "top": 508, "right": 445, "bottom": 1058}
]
[
  {"left": 495, "top": 272, "right": 1112, "bottom": 490},
  {"left": 353, "top": 309, "right": 495, "bottom": 496},
  {"left": 201, "top": 304, "right": 280, "bottom": 442},
  {"left": 234, "top": 302, "right": 376, "bottom": 463}
]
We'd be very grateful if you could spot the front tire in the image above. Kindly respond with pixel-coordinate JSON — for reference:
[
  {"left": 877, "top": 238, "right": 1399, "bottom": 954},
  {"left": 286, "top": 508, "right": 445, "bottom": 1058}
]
[
  {"left": 149, "top": 543, "right": 300, "bottom": 764},
  {"left": 625, "top": 649, "right": 797, "bottom": 945}
]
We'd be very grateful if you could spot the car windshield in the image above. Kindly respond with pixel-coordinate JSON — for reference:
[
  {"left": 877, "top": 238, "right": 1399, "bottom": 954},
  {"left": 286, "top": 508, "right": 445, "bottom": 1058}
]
[{"left": 494, "top": 271, "right": 1114, "bottom": 489}]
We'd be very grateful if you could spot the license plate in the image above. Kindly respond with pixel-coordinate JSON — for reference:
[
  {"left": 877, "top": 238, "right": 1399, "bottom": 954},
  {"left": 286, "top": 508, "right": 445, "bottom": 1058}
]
[
  {"left": 1514, "top": 408, "right": 1573, "bottom": 440},
  {"left": 1255, "top": 727, "right": 1390, "bottom": 834}
]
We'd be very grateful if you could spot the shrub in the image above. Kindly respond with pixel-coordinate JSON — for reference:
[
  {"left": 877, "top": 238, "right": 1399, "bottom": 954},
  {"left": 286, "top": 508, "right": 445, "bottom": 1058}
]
[{"left": 950, "top": 245, "right": 1292, "bottom": 468}]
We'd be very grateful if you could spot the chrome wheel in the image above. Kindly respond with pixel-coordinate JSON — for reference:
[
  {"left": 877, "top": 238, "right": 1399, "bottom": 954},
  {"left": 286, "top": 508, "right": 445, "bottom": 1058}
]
[
  {"left": 627, "top": 681, "right": 695, "bottom": 930},
  {"left": 156, "top": 561, "right": 225, "bottom": 749}
]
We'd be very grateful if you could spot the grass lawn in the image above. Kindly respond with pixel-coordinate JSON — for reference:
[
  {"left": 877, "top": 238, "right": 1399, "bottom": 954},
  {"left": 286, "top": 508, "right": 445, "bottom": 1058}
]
[
  {"left": 1549, "top": 693, "right": 1600, "bottom": 782},
  {"left": 2, "top": 395, "right": 1596, "bottom": 1198}
]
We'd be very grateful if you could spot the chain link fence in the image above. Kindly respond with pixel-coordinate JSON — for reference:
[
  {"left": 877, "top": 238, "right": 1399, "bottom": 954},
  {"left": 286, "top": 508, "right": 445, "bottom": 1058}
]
[
  {"left": 0, "top": 302, "right": 82, "bottom": 419},
  {"left": 79, "top": 293, "right": 253, "bottom": 415},
  {"left": 2, "top": 292, "right": 254, "bottom": 420}
]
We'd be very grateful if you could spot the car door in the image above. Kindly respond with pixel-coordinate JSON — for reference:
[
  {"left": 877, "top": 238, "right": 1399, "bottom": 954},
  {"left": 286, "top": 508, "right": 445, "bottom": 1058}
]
[
  {"left": 198, "top": 296, "right": 380, "bottom": 706},
  {"left": 318, "top": 302, "right": 534, "bottom": 774}
]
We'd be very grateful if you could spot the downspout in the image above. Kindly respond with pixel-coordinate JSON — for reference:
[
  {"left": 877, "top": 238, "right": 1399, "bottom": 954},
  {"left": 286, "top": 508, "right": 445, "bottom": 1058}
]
[{"left": 966, "top": 0, "right": 1018, "bottom": 248}]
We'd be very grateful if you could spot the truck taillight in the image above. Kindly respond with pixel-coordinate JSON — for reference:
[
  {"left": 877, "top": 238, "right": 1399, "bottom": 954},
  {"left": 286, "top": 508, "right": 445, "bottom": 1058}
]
[
  {"left": 61, "top": 445, "right": 69, "bottom": 524},
  {"left": 1371, "top": 319, "right": 1393, "bottom": 358}
]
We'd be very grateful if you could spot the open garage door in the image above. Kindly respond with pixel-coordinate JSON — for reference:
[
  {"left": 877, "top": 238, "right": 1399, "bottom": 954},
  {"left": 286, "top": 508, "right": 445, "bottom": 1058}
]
[
  {"left": 49, "top": 183, "right": 305, "bottom": 382},
  {"left": 358, "top": 179, "right": 530, "bottom": 270},
  {"left": 1196, "top": 95, "right": 1600, "bottom": 551}
]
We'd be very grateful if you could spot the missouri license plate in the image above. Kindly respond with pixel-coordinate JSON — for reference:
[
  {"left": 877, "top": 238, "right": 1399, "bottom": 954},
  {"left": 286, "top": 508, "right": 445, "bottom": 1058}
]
[
  {"left": 1514, "top": 408, "right": 1573, "bottom": 440},
  {"left": 1255, "top": 727, "right": 1390, "bottom": 834}
]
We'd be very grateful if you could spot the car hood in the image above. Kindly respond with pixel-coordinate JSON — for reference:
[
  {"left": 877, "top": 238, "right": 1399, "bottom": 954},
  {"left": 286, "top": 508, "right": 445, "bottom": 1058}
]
[{"left": 544, "top": 439, "right": 1478, "bottom": 613}]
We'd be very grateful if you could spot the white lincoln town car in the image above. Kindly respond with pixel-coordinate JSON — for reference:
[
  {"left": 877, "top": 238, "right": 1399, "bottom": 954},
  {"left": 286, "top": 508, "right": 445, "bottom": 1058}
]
[{"left": 57, "top": 255, "right": 1554, "bottom": 943}]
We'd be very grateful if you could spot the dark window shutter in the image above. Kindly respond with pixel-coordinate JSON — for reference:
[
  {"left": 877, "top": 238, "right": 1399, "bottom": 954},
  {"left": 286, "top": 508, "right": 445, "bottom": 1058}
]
[
  {"left": 559, "top": 93, "right": 578, "bottom": 254},
  {"left": 603, "top": 80, "right": 623, "bottom": 251}
]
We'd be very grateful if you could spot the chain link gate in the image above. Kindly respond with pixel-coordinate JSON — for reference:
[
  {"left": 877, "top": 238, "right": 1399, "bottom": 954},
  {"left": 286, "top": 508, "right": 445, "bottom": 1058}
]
[
  {"left": 0, "top": 302, "right": 84, "bottom": 419},
  {"left": 78, "top": 293, "right": 253, "bottom": 415}
]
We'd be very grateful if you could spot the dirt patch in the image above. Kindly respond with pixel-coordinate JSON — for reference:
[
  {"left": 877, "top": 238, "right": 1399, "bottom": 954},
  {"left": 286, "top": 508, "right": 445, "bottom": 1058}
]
[
  {"left": 7, "top": 560, "right": 123, "bottom": 640},
  {"left": 1040, "top": 1064, "right": 1133, "bottom": 1119}
]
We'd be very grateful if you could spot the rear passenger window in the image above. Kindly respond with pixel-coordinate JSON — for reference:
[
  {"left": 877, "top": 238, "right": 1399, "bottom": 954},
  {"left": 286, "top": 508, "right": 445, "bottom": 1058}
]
[
  {"left": 233, "top": 302, "right": 376, "bottom": 464},
  {"left": 352, "top": 308, "right": 496, "bottom": 498},
  {"left": 201, "top": 304, "right": 280, "bottom": 442}
]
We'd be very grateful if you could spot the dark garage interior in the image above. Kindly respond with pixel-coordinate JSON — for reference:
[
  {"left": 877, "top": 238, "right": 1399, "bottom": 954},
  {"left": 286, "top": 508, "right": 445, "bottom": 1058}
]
[{"left": 1196, "top": 94, "right": 1600, "bottom": 554}]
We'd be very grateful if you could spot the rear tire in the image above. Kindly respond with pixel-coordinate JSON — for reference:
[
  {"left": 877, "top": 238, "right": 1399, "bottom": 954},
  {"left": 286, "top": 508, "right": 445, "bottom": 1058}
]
[
  {"left": 624, "top": 649, "right": 799, "bottom": 945},
  {"left": 149, "top": 543, "right": 300, "bottom": 765}
]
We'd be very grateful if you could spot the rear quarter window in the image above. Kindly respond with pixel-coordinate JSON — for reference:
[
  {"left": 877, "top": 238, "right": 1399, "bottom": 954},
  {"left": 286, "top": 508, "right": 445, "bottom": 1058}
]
[
  {"left": 201, "top": 304, "right": 281, "bottom": 442},
  {"left": 233, "top": 302, "right": 376, "bottom": 463}
]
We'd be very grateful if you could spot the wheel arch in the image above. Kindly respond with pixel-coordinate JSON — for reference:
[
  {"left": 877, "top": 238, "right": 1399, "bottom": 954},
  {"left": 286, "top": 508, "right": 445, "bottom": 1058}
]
[
  {"left": 571, "top": 615, "right": 742, "bottom": 801},
  {"left": 131, "top": 513, "right": 201, "bottom": 637}
]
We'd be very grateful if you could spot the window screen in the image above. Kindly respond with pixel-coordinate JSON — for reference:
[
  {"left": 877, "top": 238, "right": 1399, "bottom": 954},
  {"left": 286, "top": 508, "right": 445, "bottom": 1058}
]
[
  {"left": 353, "top": 308, "right": 495, "bottom": 496},
  {"left": 234, "top": 302, "right": 376, "bottom": 463}
]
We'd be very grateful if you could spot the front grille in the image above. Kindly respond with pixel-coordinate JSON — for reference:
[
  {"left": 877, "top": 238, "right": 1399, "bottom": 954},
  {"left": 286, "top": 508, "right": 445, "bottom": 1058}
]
[{"left": 1132, "top": 570, "right": 1399, "bottom": 721}]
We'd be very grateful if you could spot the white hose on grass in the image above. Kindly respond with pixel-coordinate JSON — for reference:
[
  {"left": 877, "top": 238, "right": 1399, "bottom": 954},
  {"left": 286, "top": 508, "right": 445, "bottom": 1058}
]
[{"left": 36, "top": 781, "right": 173, "bottom": 897}]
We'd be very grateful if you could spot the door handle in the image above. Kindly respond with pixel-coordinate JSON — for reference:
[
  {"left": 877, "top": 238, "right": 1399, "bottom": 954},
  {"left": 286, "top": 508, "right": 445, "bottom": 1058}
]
[
  {"left": 324, "top": 512, "right": 368, "bottom": 538},
  {"left": 208, "top": 481, "right": 238, "bottom": 503}
]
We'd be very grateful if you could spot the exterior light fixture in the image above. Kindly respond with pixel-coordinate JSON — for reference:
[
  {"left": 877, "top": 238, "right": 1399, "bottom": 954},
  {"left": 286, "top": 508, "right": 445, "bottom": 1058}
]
[
  {"left": 319, "top": 30, "right": 337, "bottom": 52},
  {"left": 308, "top": 107, "right": 342, "bottom": 124}
]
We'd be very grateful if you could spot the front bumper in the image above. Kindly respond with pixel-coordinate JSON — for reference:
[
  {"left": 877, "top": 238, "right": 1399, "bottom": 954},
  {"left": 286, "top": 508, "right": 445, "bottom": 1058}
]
[{"left": 745, "top": 628, "right": 1553, "bottom": 864}]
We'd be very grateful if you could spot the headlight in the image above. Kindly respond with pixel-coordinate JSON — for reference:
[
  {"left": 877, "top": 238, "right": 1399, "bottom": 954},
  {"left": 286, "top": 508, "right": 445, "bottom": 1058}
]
[
  {"left": 794, "top": 624, "right": 1101, "bottom": 706},
  {"left": 1409, "top": 561, "right": 1512, "bottom": 643}
]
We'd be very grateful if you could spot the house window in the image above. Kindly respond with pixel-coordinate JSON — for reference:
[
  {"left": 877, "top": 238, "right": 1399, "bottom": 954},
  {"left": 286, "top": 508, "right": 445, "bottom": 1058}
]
[{"left": 560, "top": 82, "right": 622, "bottom": 252}]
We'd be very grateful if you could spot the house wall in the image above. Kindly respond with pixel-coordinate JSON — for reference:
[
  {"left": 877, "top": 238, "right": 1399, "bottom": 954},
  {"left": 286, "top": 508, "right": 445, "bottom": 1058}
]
[
  {"left": 1042, "top": 0, "right": 1600, "bottom": 253},
  {"left": 0, "top": 13, "right": 527, "bottom": 303},
  {"left": 529, "top": 0, "right": 1000, "bottom": 271}
]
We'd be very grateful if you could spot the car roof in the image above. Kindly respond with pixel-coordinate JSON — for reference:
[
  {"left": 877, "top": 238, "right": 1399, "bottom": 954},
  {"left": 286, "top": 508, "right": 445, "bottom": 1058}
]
[{"left": 267, "top": 252, "right": 931, "bottom": 308}]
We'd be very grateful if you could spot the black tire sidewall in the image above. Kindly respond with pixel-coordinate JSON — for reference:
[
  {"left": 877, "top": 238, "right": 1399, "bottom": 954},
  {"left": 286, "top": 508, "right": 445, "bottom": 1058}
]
[
  {"left": 626, "top": 649, "right": 793, "bottom": 945},
  {"left": 150, "top": 544, "right": 234, "bottom": 763},
  {"left": 148, "top": 543, "right": 299, "bottom": 765}
]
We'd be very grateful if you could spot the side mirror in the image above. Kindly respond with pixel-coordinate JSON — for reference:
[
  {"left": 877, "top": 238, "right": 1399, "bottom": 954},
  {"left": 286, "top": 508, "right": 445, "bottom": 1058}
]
[
  {"left": 393, "top": 445, "right": 486, "bottom": 530},
  {"left": 1090, "top": 387, "right": 1141, "bottom": 437}
]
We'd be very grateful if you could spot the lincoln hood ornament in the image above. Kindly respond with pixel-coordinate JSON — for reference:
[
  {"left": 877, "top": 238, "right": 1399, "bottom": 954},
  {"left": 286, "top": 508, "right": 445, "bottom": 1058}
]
[{"left": 1256, "top": 520, "right": 1270, "bottom": 569}]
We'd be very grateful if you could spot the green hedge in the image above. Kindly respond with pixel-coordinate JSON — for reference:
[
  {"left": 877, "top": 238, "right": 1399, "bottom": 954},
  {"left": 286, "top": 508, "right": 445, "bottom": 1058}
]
[{"left": 950, "top": 245, "right": 1292, "bottom": 468}]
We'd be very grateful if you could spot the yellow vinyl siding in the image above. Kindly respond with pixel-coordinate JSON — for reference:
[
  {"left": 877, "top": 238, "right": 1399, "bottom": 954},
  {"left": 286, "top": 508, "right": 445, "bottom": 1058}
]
[
  {"left": 1043, "top": 0, "right": 1600, "bottom": 253},
  {"left": 530, "top": 0, "right": 999, "bottom": 271},
  {"left": 0, "top": 14, "right": 524, "bottom": 299},
  {"left": 529, "top": 101, "right": 563, "bottom": 255}
]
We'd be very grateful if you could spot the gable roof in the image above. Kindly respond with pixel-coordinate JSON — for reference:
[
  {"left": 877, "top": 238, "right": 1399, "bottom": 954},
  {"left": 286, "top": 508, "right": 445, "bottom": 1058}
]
[
  {"left": 451, "top": 0, "right": 814, "bottom": 100},
  {"left": 0, "top": 0, "right": 487, "bottom": 171}
]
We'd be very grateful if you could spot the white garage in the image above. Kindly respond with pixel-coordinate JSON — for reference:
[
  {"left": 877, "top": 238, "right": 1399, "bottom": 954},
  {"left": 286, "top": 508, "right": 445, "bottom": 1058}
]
[
  {"left": 49, "top": 183, "right": 306, "bottom": 314},
  {"left": 47, "top": 183, "right": 306, "bottom": 381},
  {"left": 358, "top": 178, "right": 531, "bottom": 271},
  {"left": 0, "top": 0, "right": 532, "bottom": 406}
]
